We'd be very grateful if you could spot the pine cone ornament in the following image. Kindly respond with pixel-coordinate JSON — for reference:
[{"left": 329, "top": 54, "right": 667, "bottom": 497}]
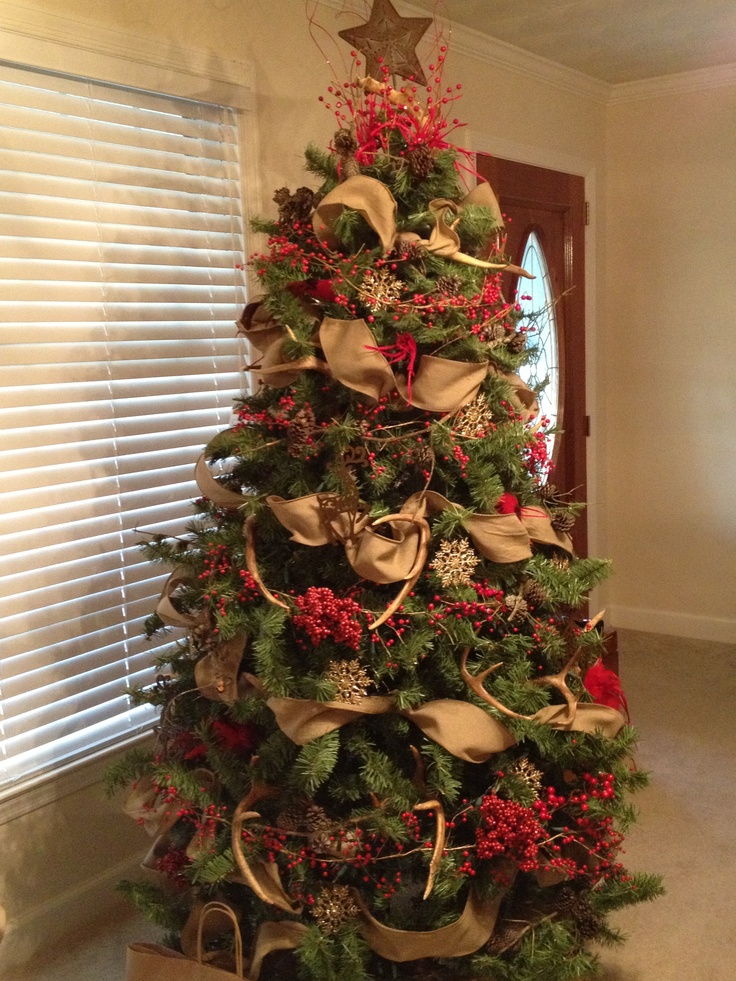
[
  {"left": 507, "top": 330, "right": 527, "bottom": 353},
  {"left": 539, "top": 483, "right": 566, "bottom": 507},
  {"left": 276, "top": 800, "right": 309, "bottom": 832},
  {"left": 333, "top": 128, "right": 360, "bottom": 180},
  {"left": 397, "top": 239, "right": 427, "bottom": 262},
  {"left": 554, "top": 886, "right": 603, "bottom": 939},
  {"left": 407, "top": 143, "right": 434, "bottom": 179},
  {"left": 522, "top": 578, "right": 548, "bottom": 608},
  {"left": 273, "top": 185, "right": 317, "bottom": 226},
  {"left": 408, "top": 442, "right": 434, "bottom": 469},
  {"left": 435, "top": 274, "right": 463, "bottom": 297},
  {"left": 333, "top": 129, "right": 358, "bottom": 155},
  {"left": 486, "top": 920, "right": 525, "bottom": 954},
  {"left": 505, "top": 594, "right": 529, "bottom": 622},
  {"left": 550, "top": 510, "right": 576, "bottom": 534},
  {"left": 287, "top": 406, "right": 317, "bottom": 457}
]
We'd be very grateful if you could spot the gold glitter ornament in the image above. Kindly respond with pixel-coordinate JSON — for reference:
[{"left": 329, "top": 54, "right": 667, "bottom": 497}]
[
  {"left": 325, "top": 658, "right": 372, "bottom": 704},
  {"left": 312, "top": 884, "right": 361, "bottom": 935},
  {"left": 429, "top": 538, "right": 479, "bottom": 588},
  {"left": 509, "top": 757, "right": 544, "bottom": 798},
  {"left": 358, "top": 267, "right": 403, "bottom": 309},
  {"left": 453, "top": 395, "right": 494, "bottom": 439}
]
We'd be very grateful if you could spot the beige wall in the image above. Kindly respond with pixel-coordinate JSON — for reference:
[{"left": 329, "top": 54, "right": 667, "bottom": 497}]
[{"left": 605, "top": 83, "right": 736, "bottom": 641}]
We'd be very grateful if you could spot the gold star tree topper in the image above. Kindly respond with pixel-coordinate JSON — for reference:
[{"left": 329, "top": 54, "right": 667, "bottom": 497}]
[{"left": 338, "top": 0, "right": 433, "bottom": 85}]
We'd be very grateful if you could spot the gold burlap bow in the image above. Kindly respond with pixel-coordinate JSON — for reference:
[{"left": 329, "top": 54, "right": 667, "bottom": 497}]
[
  {"left": 243, "top": 309, "right": 539, "bottom": 419},
  {"left": 265, "top": 491, "right": 430, "bottom": 627},
  {"left": 266, "top": 487, "right": 571, "bottom": 594},
  {"left": 313, "top": 175, "right": 531, "bottom": 277}
]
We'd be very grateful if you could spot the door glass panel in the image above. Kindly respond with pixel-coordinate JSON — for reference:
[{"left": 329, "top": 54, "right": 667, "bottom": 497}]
[{"left": 517, "top": 231, "right": 559, "bottom": 465}]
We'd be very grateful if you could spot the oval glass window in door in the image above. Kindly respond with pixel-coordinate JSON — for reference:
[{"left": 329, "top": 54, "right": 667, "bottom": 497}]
[{"left": 517, "top": 231, "right": 559, "bottom": 465}]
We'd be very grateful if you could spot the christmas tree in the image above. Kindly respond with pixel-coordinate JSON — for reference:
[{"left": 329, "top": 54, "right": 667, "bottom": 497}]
[{"left": 114, "top": 7, "right": 661, "bottom": 981}]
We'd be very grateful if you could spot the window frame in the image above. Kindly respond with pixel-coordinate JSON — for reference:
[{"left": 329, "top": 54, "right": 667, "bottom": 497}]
[{"left": 0, "top": 2, "right": 261, "bottom": 824}]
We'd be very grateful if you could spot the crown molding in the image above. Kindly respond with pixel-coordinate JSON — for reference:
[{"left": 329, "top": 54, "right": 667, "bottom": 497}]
[
  {"left": 0, "top": 1, "right": 255, "bottom": 99},
  {"left": 609, "top": 60, "right": 736, "bottom": 104},
  {"left": 317, "top": 0, "right": 611, "bottom": 105}
]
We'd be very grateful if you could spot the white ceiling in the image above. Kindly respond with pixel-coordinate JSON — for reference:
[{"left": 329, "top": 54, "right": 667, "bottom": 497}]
[{"left": 408, "top": 0, "right": 736, "bottom": 84}]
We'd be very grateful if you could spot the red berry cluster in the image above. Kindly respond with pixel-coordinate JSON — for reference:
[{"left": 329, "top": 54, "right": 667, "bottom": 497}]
[
  {"left": 199, "top": 542, "right": 231, "bottom": 580},
  {"left": 474, "top": 794, "right": 547, "bottom": 872},
  {"left": 155, "top": 847, "right": 190, "bottom": 888},
  {"left": 524, "top": 419, "right": 554, "bottom": 481},
  {"left": 293, "top": 587, "right": 364, "bottom": 649}
]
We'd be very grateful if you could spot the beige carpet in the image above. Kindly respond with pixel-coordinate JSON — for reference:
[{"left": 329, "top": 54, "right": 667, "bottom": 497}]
[
  {"left": 597, "top": 630, "right": 736, "bottom": 981},
  {"left": 10, "top": 629, "right": 736, "bottom": 981}
]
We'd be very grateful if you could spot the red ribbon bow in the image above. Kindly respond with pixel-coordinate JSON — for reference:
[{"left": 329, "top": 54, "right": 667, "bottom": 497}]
[{"left": 366, "top": 332, "right": 419, "bottom": 404}]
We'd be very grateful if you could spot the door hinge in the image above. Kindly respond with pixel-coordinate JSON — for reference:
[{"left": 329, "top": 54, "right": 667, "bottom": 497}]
[
  {"left": 585, "top": 201, "right": 590, "bottom": 226},
  {"left": 585, "top": 415, "right": 591, "bottom": 437}
]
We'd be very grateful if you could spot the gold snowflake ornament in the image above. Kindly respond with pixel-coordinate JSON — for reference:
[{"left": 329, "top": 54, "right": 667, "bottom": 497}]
[
  {"left": 358, "top": 267, "right": 403, "bottom": 309},
  {"left": 509, "top": 757, "right": 544, "bottom": 798},
  {"left": 312, "top": 884, "right": 361, "bottom": 935},
  {"left": 453, "top": 395, "right": 494, "bottom": 439},
  {"left": 325, "top": 659, "right": 372, "bottom": 704},
  {"left": 430, "top": 538, "right": 480, "bottom": 588}
]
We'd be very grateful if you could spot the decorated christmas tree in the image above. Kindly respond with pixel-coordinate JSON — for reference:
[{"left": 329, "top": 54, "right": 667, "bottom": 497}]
[{"left": 115, "top": 6, "right": 661, "bottom": 981}]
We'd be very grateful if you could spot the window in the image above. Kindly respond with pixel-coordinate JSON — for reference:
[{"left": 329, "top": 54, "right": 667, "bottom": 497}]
[
  {"left": 517, "top": 231, "right": 560, "bottom": 464},
  {"left": 0, "top": 60, "right": 246, "bottom": 797}
]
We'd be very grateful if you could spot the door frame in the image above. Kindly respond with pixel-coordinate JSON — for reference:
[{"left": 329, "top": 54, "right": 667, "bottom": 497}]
[{"left": 469, "top": 134, "right": 603, "bottom": 564}]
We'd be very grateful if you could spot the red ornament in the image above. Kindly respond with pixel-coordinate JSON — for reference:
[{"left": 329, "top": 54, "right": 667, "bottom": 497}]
[
  {"left": 286, "top": 279, "right": 337, "bottom": 303},
  {"left": 495, "top": 492, "right": 520, "bottom": 515},
  {"left": 212, "top": 719, "right": 262, "bottom": 754},
  {"left": 584, "top": 659, "right": 630, "bottom": 721}
]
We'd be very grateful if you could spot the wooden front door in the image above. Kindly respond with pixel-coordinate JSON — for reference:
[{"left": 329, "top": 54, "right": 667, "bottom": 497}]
[{"left": 476, "top": 155, "right": 588, "bottom": 557}]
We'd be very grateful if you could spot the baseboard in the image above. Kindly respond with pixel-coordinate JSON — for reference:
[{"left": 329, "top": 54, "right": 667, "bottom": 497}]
[
  {"left": 0, "top": 853, "right": 141, "bottom": 972},
  {"left": 609, "top": 605, "right": 736, "bottom": 644}
]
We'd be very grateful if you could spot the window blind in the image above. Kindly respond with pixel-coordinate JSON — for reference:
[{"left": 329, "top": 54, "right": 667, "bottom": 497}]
[{"left": 0, "top": 61, "right": 246, "bottom": 796}]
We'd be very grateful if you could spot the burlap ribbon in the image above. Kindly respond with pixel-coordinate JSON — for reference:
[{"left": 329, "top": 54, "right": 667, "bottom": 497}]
[
  {"left": 127, "top": 900, "right": 307, "bottom": 981},
  {"left": 353, "top": 867, "right": 516, "bottom": 960},
  {"left": 123, "top": 770, "right": 215, "bottom": 838},
  {"left": 195, "top": 454, "right": 252, "bottom": 510},
  {"left": 252, "top": 682, "right": 625, "bottom": 759},
  {"left": 267, "top": 493, "right": 425, "bottom": 584},
  {"left": 266, "top": 487, "right": 571, "bottom": 589},
  {"left": 313, "top": 175, "right": 531, "bottom": 277},
  {"left": 404, "top": 489, "right": 573, "bottom": 559},
  {"left": 194, "top": 634, "right": 248, "bottom": 703},
  {"left": 156, "top": 565, "right": 201, "bottom": 629},
  {"left": 247, "top": 679, "right": 515, "bottom": 763},
  {"left": 247, "top": 310, "right": 539, "bottom": 419}
]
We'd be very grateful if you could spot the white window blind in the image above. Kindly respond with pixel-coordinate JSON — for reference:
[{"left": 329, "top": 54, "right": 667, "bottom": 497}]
[{"left": 0, "top": 60, "right": 245, "bottom": 796}]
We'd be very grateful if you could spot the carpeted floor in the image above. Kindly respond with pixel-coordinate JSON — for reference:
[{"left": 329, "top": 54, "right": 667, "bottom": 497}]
[{"left": 9, "top": 629, "right": 736, "bottom": 981}]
